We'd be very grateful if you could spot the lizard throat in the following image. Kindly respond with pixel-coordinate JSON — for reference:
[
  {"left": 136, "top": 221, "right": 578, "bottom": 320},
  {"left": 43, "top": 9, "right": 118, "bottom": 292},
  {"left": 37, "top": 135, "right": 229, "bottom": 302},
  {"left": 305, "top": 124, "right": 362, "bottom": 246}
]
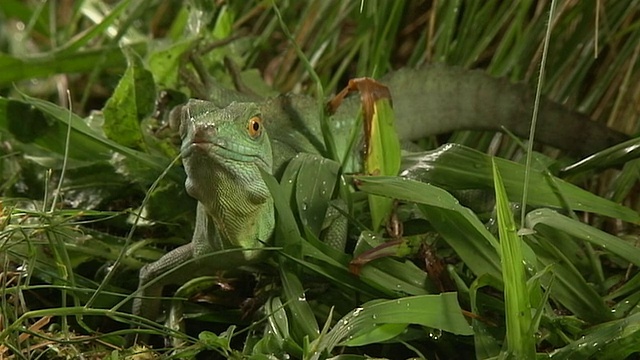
[{"left": 185, "top": 159, "right": 275, "bottom": 257}]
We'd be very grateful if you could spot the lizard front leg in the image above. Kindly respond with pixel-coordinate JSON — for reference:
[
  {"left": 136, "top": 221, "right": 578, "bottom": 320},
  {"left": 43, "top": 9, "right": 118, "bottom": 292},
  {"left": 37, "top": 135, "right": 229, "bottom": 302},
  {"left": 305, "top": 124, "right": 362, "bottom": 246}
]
[
  {"left": 133, "top": 243, "right": 193, "bottom": 322},
  {"left": 131, "top": 239, "right": 214, "bottom": 344}
]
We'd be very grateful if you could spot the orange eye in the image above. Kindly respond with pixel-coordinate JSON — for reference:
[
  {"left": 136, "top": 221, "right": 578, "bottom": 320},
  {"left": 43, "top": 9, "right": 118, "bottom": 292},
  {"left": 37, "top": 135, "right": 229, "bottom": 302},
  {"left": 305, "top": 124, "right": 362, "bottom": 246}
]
[{"left": 247, "top": 116, "right": 262, "bottom": 138}]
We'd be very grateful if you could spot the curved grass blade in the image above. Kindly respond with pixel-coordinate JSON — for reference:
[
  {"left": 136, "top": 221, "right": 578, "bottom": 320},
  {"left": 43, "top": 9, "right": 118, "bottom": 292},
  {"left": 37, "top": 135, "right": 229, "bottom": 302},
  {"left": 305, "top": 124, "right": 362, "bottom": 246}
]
[
  {"left": 0, "top": 96, "right": 175, "bottom": 180},
  {"left": 526, "top": 209, "right": 640, "bottom": 267},
  {"left": 402, "top": 144, "right": 639, "bottom": 223},
  {"left": 355, "top": 176, "right": 501, "bottom": 279},
  {"left": 561, "top": 137, "right": 640, "bottom": 175},
  {"left": 0, "top": 44, "right": 144, "bottom": 86},
  {"left": 549, "top": 312, "right": 640, "bottom": 360},
  {"left": 312, "top": 293, "right": 473, "bottom": 356}
]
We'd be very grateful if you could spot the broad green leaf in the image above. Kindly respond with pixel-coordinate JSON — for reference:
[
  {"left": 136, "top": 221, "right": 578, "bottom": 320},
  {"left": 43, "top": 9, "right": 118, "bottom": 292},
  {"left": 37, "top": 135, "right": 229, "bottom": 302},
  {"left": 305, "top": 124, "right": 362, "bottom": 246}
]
[
  {"left": 262, "top": 168, "right": 320, "bottom": 343},
  {"left": 604, "top": 271, "right": 640, "bottom": 303},
  {"left": 343, "top": 323, "right": 407, "bottom": 346},
  {"left": 266, "top": 159, "right": 304, "bottom": 254},
  {"left": 283, "top": 250, "right": 383, "bottom": 298},
  {"left": 212, "top": 5, "right": 235, "bottom": 38},
  {"left": 610, "top": 291, "right": 640, "bottom": 320},
  {"left": 198, "top": 329, "right": 232, "bottom": 352},
  {"left": 0, "top": 97, "right": 111, "bottom": 163},
  {"left": 358, "top": 256, "right": 432, "bottom": 296},
  {"left": 312, "top": 293, "right": 473, "bottom": 354},
  {"left": 355, "top": 176, "right": 502, "bottom": 280},
  {"left": 295, "top": 154, "right": 340, "bottom": 238},
  {"left": 147, "top": 39, "right": 196, "bottom": 89},
  {"left": 365, "top": 94, "right": 401, "bottom": 231},
  {"left": 0, "top": 95, "right": 181, "bottom": 183},
  {"left": 103, "top": 48, "right": 155, "bottom": 149},
  {"left": 331, "top": 77, "right": 401, "bottom": 231},
  {"left": 282, "top": 234, "right": 432, "bottom": 300},
  {"left": 549, "top": 312, "right": 640, "bottom": 360},
  {"left": 264, "top": 297, "right": 290, "bottom": 344},
  {"left": 402, "top": 144, "right": 639, "bottom": 223},
  {"left": 280, "top": 266, "right": 320, "bottom": 343}
]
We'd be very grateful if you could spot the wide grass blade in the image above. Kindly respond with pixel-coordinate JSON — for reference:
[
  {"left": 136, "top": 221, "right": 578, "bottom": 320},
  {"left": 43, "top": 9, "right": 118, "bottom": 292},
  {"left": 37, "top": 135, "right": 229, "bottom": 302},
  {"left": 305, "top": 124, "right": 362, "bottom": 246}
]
[
  {"left": 526, "top": 209, "right": 640, "bottom": 267},
  {"left": 402, "top": 144, "right": 639, "bottom": 223},
  {"left": 355, "top": 176, "right": 502, "bottom": 279},
  {"left": 312, "top": 293, "right": 473, "bottom": 355},
  {"left": 549, "top": 312, "right": 640, "bottom": 359},
  {"left": 0, "top": 95, "right": 175, "bottom": 179},
  {"left": 0, "top": 45, "right": 142, "bottom": 86}
]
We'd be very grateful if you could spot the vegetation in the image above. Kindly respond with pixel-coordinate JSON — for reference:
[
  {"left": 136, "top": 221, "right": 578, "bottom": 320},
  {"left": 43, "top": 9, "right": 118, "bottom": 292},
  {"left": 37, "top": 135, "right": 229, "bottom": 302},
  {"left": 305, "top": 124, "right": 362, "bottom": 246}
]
[{"left": 1, "top": 0, "right": 639, "bottom": 359}]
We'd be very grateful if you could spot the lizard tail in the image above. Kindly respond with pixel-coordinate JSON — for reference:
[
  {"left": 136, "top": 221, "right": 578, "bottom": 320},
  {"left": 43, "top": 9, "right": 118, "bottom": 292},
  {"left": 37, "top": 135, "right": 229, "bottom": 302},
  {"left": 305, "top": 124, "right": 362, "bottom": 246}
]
[{"left": 385, "top": 65, "right": 628, "bottom": 157}]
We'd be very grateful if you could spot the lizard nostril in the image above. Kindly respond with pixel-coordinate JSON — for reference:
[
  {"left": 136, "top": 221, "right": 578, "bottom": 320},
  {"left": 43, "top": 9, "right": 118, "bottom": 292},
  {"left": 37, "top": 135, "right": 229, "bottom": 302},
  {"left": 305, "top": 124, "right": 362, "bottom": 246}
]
[{"left": 192, "top": 124, "right": 216, "bottom": 144}]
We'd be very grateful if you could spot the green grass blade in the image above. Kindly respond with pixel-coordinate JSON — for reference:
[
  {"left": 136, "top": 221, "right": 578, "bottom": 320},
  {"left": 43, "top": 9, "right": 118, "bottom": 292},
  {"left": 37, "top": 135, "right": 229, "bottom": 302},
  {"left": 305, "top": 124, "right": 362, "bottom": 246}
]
[
  {"left": 493, "top": 160, "right": 535, "bottom": 358},
  {"left": 549, "top": 312, "right": 640, "bottom": 360},
  {"left": 365, "top": 94, "right": 401, "bottom": 231},
  {"left": 52, "top": 0, "right": 132, "bottom": 57},
  {"left": 102, "top": 48, "right": 155, "bottom": 149},
  {"left": 526, "top": 234, "right": 612, "bottom": 323},
  {"left": 0, "top": 44, "right": 146, "bottom": 86},
  {"left": 561, "top": 137, "right": 640, "bottom": 175},
  {"left": 527, "top": 209, "right": 640, "bottom": 266},
  {"left": 0, "top": 96, "right": 173, "bottom": 177},
  {"left": 279, "top": 265, "right": 320, "bottom": 344},
  {"left": 403, "top": 144, "right": 640, "bottom": 223},
  {"left": 294, "top": 154, "right": 340, "bottom": 238},
  {"left": 313, "top": 293, "right": 473, "bottom": 354},
  {"left": 355, "top": 176, "right": 502, "bottom": 279}
]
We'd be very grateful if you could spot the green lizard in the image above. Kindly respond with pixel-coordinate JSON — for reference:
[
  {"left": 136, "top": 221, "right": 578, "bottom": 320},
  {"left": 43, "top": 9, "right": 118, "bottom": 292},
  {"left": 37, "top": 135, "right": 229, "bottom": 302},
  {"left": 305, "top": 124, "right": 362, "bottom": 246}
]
[{"left": 131, "top": 64, "right": 627, "bottom": 339}]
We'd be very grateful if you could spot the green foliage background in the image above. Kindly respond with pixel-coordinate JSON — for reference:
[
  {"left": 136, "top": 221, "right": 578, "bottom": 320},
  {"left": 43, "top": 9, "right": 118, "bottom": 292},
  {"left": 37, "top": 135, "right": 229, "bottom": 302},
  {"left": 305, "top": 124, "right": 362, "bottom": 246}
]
[{"left": 0, "top": 1, "right": 639, "bottom": 359}]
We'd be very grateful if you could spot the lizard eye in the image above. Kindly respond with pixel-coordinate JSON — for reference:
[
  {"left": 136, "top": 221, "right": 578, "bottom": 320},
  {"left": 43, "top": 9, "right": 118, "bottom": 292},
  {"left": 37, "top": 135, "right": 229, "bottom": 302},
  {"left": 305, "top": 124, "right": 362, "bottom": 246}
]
[{"left": 247, "top": 116, "right": 263, "bottom": 138}]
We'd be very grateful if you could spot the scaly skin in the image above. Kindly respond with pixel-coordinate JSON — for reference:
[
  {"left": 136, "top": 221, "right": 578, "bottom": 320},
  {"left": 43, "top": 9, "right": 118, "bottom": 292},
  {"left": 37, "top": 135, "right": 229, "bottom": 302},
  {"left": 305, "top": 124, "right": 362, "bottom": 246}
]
[
  {"left": 204, "top": 64, "right": 628, "bottom": 160},
  {"left": 131, "top": 101, "right": 274, "bottom": 332},
  {"left": 131, "top": 65, "right": 628, "bottom": 340}
]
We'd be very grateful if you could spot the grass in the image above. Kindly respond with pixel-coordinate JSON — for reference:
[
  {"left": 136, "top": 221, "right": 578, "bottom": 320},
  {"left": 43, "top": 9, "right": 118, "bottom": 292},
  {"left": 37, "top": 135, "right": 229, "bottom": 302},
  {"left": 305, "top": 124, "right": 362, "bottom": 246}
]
[{"left": 1, "top": 0, "right": 639, "bottom": 359}]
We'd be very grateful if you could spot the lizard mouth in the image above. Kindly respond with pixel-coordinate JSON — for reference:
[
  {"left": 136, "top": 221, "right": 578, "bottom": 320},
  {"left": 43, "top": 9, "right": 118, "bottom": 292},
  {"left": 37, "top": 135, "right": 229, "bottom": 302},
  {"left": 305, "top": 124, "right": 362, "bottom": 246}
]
[{"left": 183, "top": 140, "right": 269, "bottom": 169}]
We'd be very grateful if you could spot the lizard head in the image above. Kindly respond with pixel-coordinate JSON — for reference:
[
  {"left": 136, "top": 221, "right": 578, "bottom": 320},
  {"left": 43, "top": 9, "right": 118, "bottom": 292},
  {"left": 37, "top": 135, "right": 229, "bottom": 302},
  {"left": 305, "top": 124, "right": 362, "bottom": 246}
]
[
  {"left": 179, "top": 99, "right": 271, "bottom": 159},
  {"left": 177, "top": 100, "right": 275, "bottom": 251}
]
